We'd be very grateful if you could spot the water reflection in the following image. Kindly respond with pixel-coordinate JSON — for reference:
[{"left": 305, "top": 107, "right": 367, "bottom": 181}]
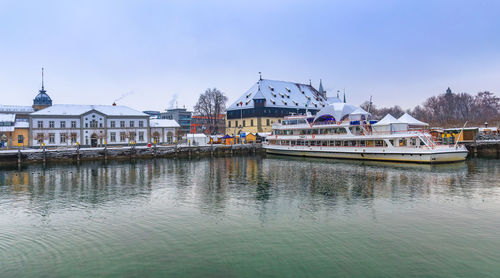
[{"left": 0, "top": 157, "right": 499, "bottom": 218}]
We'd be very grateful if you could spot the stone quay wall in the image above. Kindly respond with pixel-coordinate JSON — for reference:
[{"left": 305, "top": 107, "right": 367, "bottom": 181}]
[{"left": 0, "top": 144, "right": 265, "bottom": 165}]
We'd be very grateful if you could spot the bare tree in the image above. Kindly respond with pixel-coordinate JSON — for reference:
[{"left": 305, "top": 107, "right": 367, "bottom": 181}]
[
  {"left": 366, "top": 88, "right": 500, "bottom": 127},
  {"left": 194, "top": 88, "right": 227, "bottom": 135}
]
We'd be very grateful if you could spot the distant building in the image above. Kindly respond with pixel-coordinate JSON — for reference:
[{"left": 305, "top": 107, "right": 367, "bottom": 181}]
[
  {"left": 150, "top": 119, "right": 180, "bottom": 144},
  {"left": 160, "top": 108, "right": 192, "bottom": 136},
  {"left": 0, "top": 106, "right": 33, "bottom": 148},
  {"left": 143, "top": 110, "right": 161, "bottom": 118},
  {"left": 226, "top": 78, "right": 331, "bottom": 135},
  {"left": 29, "top": 104, "right": 150, "bottom": 147},
  {"left": 190, "top": 114, "right": 225, "bottom": 135}
]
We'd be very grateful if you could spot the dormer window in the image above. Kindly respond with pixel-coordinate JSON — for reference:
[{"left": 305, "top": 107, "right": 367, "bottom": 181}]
[
  {"left": 282, "top": 100, "right": 287, "bottom": 105},
  {"left": 269, "top": 86, "right": 274, "bottom": 91},
  {"left": 301, "top": 91, "right": 305, "bottom": 94},
  {"left": 286, "top": 88, "right": 291, "bottom": 92}
]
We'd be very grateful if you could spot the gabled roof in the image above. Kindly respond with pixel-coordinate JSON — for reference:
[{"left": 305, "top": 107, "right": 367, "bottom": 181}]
[
  {"left": 150, "top": 119, "right": 180, "bottom": 128},
  {"left": 30, "top": 104, "right": 148, "bottom": 117},
  {"left": 227, "top": 79, "right": 327, "bottom": 111},
  {"left": 372, "top": 114, "right": 406, "bottom": 125},
  {"left": 398, "top": 113, "right": 429, "bottom": 126}
]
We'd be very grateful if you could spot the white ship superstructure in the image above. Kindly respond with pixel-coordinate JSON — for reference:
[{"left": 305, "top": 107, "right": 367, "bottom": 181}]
[{"left": 264, "top": 103, "right": 468, "bottom": 163}]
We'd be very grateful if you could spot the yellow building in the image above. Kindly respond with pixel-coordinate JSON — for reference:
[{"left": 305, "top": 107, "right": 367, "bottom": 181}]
[
  {"left": 226, "top": 78, "right": 330, "bottom": 136},
  {"left": 0, "top": 114, "right": 29, "bottom": 148}
]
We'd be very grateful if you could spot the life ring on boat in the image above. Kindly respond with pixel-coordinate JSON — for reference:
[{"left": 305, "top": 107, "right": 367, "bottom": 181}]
[{"left": 312, "top": 134, "right": 315, "bottom": 139}]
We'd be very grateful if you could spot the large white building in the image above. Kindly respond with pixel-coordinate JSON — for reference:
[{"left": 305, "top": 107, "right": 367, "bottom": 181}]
[{"left": 29, "top": 104, "right": 150, "bottom": 147}]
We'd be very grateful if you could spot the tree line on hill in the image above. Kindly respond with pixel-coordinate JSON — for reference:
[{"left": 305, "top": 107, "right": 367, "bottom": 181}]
[{"left": 361, "top": 88, "right": 500, "bottom": 127}]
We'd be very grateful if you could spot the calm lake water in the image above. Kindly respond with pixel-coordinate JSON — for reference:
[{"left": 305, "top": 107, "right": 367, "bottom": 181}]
[{"left": 1, "top": 156, "right": 499, "bottom": 277}]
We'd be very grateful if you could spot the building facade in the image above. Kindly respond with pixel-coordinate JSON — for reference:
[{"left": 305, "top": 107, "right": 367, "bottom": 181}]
[
  {"left": 150, "top": 119, "right": 180, "bottom": 144},
  {"left": 226, "top": 79, "right": 331, "bottom": 135},
  {"left": 190, "top": 114, "right": 225, "bottom": 135},
  {"left": 29, "top": 105, "right": 150, "bottom": 147},
  {"left": 160, "top": 108, "right": 192, "bottom": 136},
  {"left": 0, "top": 106, "right": 34, "bottom": 148}
]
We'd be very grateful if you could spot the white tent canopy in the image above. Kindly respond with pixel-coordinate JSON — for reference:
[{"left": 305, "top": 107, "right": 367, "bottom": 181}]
[
  {"left": 372, "top": 114, "right": 408, "bottom": 133},
  {"left": 183, "top": 133, "right": 210, "bottom": 146},
  {"left": 398, "top": 113, "right": 429, "bottom": 127},
  {"left": 313, "top": 103, "right": 370, "bottom": 123}
]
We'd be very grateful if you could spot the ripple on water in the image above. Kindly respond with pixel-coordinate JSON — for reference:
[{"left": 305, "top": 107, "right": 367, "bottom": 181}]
[{"left": 0, "top": 157, "right": 499, "bottom": 277}]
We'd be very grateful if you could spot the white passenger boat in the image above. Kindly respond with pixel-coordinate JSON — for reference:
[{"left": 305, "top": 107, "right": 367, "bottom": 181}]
[{"left": 263, "top": 103, "right": 468, "bottom": 163}]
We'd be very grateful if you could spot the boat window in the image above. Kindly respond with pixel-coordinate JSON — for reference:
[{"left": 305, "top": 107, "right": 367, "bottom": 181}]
[
  {"left": 375, "top": 140, "right": 384, "bottom": 147},
  {"left": 359, "top": 141, "right": 366, "bottom": 147},
  {"left": 335, "top": 141, "right": 342, "bottom": 146}
]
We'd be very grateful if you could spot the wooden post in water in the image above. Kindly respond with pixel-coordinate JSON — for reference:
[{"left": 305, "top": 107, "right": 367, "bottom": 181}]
[
  {"left": 17, "top": 148, "right": 22, "bottom": 166},
  {"left": 104, "top": 145, "right": 107, "bottom": 162},
  {"left": 42, "top": 145, "right": 46, "bottom": 164},
  {"left": 76, "top": 144, "right": 80, "bottom": 163}
]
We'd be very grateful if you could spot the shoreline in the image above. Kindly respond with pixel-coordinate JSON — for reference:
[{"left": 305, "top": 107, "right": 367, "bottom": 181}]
[{"left": 0, "top": 144, "right": 264, "bottom": 166}]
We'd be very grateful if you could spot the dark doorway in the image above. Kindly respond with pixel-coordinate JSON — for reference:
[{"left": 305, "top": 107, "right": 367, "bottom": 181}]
[{"left": 91, "top": 134, "right": 98, "bottom": 147}]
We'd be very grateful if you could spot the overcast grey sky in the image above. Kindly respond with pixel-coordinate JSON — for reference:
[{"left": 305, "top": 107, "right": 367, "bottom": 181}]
[{"left": 1, "top": 0, "right": 499, "bottom": 111}]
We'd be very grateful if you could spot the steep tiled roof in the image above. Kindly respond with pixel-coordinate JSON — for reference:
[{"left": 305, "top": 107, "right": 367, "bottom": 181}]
[{"left": 227, "top": 79, "right": 327, "bottom": 111}]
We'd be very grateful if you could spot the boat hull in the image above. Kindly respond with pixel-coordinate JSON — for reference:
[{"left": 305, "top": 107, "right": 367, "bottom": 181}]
[{"left": 264, "top": 146, "right": 468, "bottom": 164}]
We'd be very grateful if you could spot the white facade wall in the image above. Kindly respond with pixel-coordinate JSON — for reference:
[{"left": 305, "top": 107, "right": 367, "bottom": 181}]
[
  {"left": 31, "top": 117, "right": 81, "bottom": 147},
  {"left": 30, "top": 113, "right": 149, "bottom": 147},
  {"left": 150, "top": 127, "right": 177, "bottom": 144}
]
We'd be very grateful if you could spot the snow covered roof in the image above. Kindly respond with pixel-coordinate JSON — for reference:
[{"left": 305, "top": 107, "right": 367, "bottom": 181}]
[
  {"left": 372, "top": 114, "right": 406, "bottom": 125},
  {"left": 227, "top": 79, "right": 327, "bottom": 111},
  {"left": 0, "top": 105, "right": 34, "bottom": 113},
  {"left": 150, "top": 119, "right": 180, "bottom": 128},
  {"left": 398, "top": 113, "right": 429, "bottom": 126},
  {"left": 326, "top": 96, "right": 342, "bottom": 104},
  {"left": 313, "top": 103, "right": 368, "bottom": 122},
  {"left": 30, "top": 104, "right": 148, "bottom": 117},
  {"left": 15, "top": 121, "right": 29, "bottom": 128},
  {"left": 0, "top": 113, "right": 16, "bottom": 122}
]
